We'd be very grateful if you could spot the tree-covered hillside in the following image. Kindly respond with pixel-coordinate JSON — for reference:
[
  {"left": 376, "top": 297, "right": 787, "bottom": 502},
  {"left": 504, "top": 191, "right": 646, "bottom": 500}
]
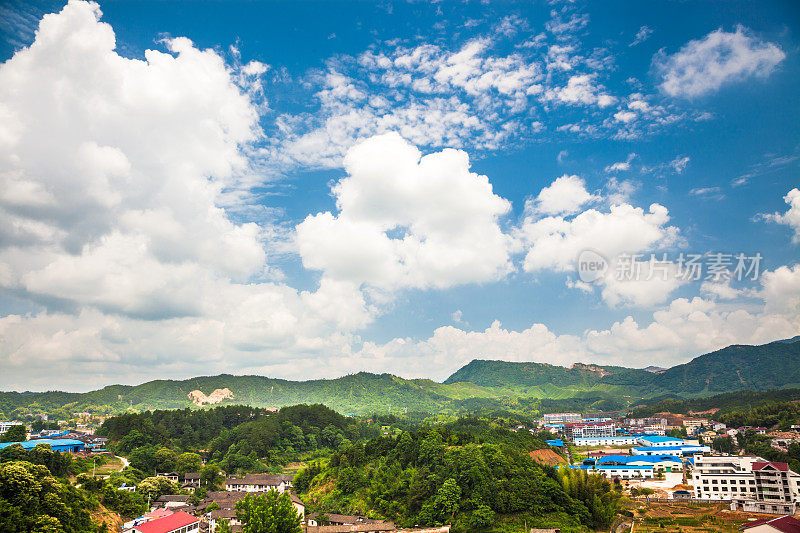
[
  {"left": 296, "top": 419, "right": 619, "bottom": 532},
  {"left": 2, "top": 338, "right": 799, "bottom": 420},
  {"left": 651, "top": 339, "right": 800, "bottom": 394},
  {"left": 445, "top": 338, "right": 800, "bottom": 398}
]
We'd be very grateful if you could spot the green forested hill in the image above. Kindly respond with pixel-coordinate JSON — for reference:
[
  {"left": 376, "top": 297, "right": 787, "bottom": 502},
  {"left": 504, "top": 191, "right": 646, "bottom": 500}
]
[
  {"left": 444, "top": 339, "right": 800, "bottom": 397},
  {"left": 652, "top": 340, "right": 800, "bottom": 394},
  {"left": 1, "top": 338, "right": 798, "bottom": 419}
]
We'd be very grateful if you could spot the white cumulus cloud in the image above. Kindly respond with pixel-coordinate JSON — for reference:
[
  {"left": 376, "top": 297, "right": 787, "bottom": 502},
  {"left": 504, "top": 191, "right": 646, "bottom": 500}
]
[
  {"left": 656, "top": 26, "right": 785, "bottom": 98},
  {"left": 296, "top": 133, "right": 514, "bottom": 291}
]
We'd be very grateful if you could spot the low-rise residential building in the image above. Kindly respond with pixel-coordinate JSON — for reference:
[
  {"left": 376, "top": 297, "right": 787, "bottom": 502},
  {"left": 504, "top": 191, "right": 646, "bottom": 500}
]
[
  {"left": 569, "top": 464, "right": 654, "bottom": 480},
  {"left": 692, "top": 456, "right": 800, "bottom": 515},
  {"left": 683, "top": 419, "right": 708, "bottom": 432},
  {"left": 155, "top": 495, "right": 191, "bottom": 509},
  {"left": 157, "top": 472, "right": 180, "bottom": 483},
  {"left": 131, "top": 511, "right": 199, "bottom": 533},
  {"left": 225, "top": 473, "right": 293, "bottom": 492},
  {"left": 181, "top": 472, "right": 200, "bottom": 488},
  {"left": 306, "top": 513, "right": 392, "bottom": 527}
]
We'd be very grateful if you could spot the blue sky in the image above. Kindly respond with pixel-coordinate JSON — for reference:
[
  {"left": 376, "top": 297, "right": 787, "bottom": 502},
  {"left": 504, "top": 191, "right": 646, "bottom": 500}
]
[{"left": 0, "top": 0, "right": 798, "bottom": 390}]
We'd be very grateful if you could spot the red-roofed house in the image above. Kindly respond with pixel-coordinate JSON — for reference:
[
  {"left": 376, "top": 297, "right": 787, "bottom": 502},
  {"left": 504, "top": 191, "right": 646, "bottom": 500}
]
[
  {"left": 741, "top": 515, "right": 800, "bottom": 533},
  {"left": 133, "top": 511, "right": 199, "bottom": 533}
]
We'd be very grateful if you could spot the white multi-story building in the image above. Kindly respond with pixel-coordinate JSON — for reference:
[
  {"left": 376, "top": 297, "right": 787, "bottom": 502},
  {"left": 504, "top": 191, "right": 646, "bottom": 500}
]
[
  {"left": 626, "top": 417, "right": 667, "bottom": 427},
  {"left": 692, "top": 456, "right": 800, "bottom": 515},
  {"left": 573, "top": 436, "right": 640, "bottom": 446},
  {"left": 567, "top": 422, "right": 616, "bottom": 440},
  {"left": 0, "top": 422, "right": 16, "bottom": 434},
  {"left": 543, "top": 413, "right": 582, "bottom": 424}
]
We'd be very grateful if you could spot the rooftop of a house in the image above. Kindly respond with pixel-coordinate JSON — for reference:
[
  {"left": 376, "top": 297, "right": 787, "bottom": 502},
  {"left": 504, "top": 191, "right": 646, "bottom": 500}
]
[
  {"left": 210, "top": 508, "right": 238, "bottom": 520},
  {"left": 307, "top": 512, "right": 387, "bottom": 524},
  {"left": 143, "top": 508, "right": 173, "bottom": 519},
  {"left": 133, "top": 511, "right": 198, "bottom": 533},
  {"left": 156, "top": 494, "right": 191, "bottom": 502},
  {"left": 753, "top": 461, "right": 790, "bottom": 472},
  {"left": 200, "top": 490, "right": 303, "bottom": 511},
  {"left": 741, "top": 515, "right": 800, "bottom": 533},
  {"left": 304, "top": 524, "right": 396, "bottom": 533},
  {"left": 226, "top": 473, "right": 294, "bottom": 485}
]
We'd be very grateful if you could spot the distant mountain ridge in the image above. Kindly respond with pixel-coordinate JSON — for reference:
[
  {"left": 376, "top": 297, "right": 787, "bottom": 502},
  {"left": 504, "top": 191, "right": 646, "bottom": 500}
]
[
  {"left": 444, "top": 338, "right": 800, "bottom": 396},
  {"left": 0, "top": 338, "right": 798, "bottom": 418}
]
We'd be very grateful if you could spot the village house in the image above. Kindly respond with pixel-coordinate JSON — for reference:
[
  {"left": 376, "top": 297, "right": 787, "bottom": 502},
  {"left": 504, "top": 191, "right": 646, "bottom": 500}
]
[
  {"left": 155, "top": 495, "right": 191, "bottom": 509},
  {"left": 306, "top": 513, "right": 392, "bottom": 527},
  {"left": 129, "top": 511, "right": 199, "bottom": 533},
  {"left": 225, "top": 473, "right": 294, "bottom": 493}
]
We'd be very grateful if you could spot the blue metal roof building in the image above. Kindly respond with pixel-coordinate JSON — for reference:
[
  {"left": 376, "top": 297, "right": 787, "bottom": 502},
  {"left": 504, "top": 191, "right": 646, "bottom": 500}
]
[
  {"left": 0, "top": 439, "right": 85, "bottom": 453},
  {"left": 630, "top": 444, "right": 710, "bottom": 456},
  {"left": 636, "top": 435, "right": 684, "bottom": 446},
  {"left": 546, "top": 439, "right": 564, "bottom": 447}
]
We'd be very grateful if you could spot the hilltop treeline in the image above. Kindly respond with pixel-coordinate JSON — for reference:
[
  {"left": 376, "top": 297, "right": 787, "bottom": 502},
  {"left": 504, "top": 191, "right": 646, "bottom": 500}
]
[
  {"left": 297, "top": 419, "right": 619, "bottom": 532},
  {"left": 98, "top": 405, "right": 267, "bottom": 450},
  {"left": 99, "top": 404, "right": 379, "bottom": 474}
]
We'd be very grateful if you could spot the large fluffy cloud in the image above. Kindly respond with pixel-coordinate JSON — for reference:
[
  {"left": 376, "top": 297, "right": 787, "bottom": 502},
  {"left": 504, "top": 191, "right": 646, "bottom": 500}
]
[
  {"left": 516, "top": 174, "right": 686, "bottom": 307},
  {"left": 296, "top": 133, "right": 514, "bottom": 291},
  {"left": 656, "top": 26, "right": 785, "bottom": 98},
  {"left": 0, "top": 0, "right": 266, "bottom": 315},
  {"left": 0, "top": 0, "right": 377, "bottom": 389}
]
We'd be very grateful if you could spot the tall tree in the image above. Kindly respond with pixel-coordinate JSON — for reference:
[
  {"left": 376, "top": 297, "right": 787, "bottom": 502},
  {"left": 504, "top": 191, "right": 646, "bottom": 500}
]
[{"left": 235, "top": 491, "right": 302, "bottom": 533}]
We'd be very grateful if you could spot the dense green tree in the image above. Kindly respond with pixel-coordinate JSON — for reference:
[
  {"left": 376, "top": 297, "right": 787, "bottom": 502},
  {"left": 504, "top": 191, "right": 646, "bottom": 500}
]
[
  {"left": 0, "top": 461, "right": 103, "bottom": 532},
  {"left": 176, "top": 452, "right": 202, "bottom": 475},
  {"left": 235, "top": 491, "right": 302, "bottom": 533},
  {"left": 154, "top": 447, "right": 177, "bottom": 472},
  {"left": 712, "top": 436, "right": 737, "bottom": 454},
  {"left": 0, "top": 425, "right": 26, "bottom": 443},
  {"left": 201, "top": 463, "right": 224, "bottom": 488},
  {"left": 137, "top": 476, "right": 179, "bottom": 503}
]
